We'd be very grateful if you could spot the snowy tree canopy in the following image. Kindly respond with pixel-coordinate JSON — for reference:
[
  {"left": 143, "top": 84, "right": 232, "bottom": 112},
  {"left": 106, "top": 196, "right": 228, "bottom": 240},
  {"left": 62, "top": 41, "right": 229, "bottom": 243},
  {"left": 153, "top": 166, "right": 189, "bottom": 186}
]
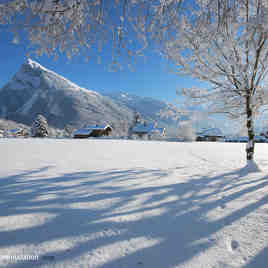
[
  {"left": 32, "top": 114, "right": 49, "bottom": 137},
  {"left": 164, "top": 0, "right": 268, "bottom": 116},
  {"left": 0, "top": 0, "right": 189, "bottom": 63},
  {"left": 162, "top": 0, "right": 268, "bottom": 161},
  {"left": 3, "top": 1, "right": 266, "bottom": 65}
]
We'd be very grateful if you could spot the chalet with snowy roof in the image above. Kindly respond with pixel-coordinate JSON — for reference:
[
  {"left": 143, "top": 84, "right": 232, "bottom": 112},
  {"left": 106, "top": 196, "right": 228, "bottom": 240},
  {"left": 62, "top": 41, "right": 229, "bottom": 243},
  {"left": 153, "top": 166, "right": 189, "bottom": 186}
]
[
  {"left": 73, "top": 124, "right": 112, "bottom": 138},
  {"left": 131, "top": 122, "right": 165, "bottom": 139},
  {"left": 8, "top": 128, "right": 28, "bottom": 138},
  {"left": 196, "top": 128, "right": 224, "bottom": 142}
]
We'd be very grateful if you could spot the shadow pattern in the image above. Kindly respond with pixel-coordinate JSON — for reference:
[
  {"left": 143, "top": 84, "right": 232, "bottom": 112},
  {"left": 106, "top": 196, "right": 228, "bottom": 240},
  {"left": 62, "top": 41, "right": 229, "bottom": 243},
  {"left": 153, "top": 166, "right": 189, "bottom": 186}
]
[{"left": 0, "top": 164, "right": 267, "bottom": 268}]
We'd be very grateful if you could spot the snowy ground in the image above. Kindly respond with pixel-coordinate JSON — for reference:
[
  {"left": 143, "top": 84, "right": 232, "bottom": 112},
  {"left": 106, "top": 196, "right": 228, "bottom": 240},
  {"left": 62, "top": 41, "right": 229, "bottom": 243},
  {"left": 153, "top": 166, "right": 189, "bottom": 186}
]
[{"left": 0, "top": 139, "right": 268, "bottom": 268}]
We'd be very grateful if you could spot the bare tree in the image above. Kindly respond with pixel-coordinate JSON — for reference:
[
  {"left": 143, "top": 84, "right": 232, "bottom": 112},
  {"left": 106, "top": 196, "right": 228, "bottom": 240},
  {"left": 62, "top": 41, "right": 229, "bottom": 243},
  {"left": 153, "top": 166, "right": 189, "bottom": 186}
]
[{"left": 163, "top": 0, "right": 268, "bottom": 162}]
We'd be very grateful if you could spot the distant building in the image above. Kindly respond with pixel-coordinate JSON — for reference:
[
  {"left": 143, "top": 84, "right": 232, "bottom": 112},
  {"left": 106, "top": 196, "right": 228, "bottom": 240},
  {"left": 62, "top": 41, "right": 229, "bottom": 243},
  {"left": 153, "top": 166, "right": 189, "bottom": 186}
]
[
  {"left": 131, "top": 122, "right": 165, "bottom": 139},
  {"left": 196, "top": 128, "right": 224, "bottom": 142},
  {"left": 226, "top": 135, "right": 267, "bottom": 143},
  {"left": 254, "top": 135, "right": 267, "bottom": 143},
  {"left": 224, "top": 136, "right": 248, "bottom": 143},
  {"left": 8, "top": 128, "right": 28, "bottom": 138},
  {"left": 73, "top": 124, "right": 112, "bottom": 138}
]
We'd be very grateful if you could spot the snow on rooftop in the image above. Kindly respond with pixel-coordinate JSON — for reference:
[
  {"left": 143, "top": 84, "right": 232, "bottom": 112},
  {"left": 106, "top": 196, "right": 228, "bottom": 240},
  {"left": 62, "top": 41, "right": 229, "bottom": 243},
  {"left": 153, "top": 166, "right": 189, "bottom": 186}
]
[
  {"left": 132, "top": 123, "right": 164, "bottom": 135},
  {"left": 73, "top": 128, "right": 93, "bottom": 136},
  {"left": 199, "top": 128, "right": 223, "bottom": 137},
  {"left": 74, "top": 125, "right": 111, "bottom": 136},
  {"left": 87, "top": 125, "right": 111, "bottom": 130},
  {"left": 154, "top": 127, "right": 165, "bottom": 134},
  {"left": 9, "top": 128, "right": 22, "bottom": 133},
  {"left": 132, "top": 123, "right": 155, "bottom": 133}
]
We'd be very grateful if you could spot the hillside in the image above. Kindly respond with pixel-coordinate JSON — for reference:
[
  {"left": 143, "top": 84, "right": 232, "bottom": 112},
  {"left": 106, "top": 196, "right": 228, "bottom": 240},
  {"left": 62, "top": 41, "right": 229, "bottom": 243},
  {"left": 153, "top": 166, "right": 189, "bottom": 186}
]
[
  {"left": 104, "top": 91, "right": 182, "bottom": 127},
  {"left": 0, "top": 60, "right": 179, "bottom": 134},
  {"left": 0, "top": 59, "right": 133, "bottom": 130},
  {"left": 0, "top": 119, "right": 30, "bottom": 132}
]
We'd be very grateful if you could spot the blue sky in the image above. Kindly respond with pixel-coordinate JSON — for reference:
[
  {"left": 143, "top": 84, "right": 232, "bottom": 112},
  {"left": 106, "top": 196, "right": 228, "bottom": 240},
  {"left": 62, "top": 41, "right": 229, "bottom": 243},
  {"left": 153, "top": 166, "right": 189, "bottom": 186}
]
[
  {"left": 0, "top": 28, "right": 200, "bottom": 104},
  {"left": 0, "top": 28, "right": 240, "bottom": 134}
]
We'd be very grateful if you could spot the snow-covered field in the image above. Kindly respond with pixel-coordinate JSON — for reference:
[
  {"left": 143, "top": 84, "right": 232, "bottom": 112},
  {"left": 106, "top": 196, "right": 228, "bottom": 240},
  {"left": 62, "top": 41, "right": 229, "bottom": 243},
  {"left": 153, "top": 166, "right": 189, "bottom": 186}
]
[{"left": 1, "top": 139, "right": 268, "bottom": 268}]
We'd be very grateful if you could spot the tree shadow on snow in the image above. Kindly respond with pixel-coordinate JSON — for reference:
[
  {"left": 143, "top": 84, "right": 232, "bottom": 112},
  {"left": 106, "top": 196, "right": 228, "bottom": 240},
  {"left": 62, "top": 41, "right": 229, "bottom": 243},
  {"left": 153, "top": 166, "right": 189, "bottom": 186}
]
[{"left": 0, "top": 164, "right": 267, "bottom": 268}]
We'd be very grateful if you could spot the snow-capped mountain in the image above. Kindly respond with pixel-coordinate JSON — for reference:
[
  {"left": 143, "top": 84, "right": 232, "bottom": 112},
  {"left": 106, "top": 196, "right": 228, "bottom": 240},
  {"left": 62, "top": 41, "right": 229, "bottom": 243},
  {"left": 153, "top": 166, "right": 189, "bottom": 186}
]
[
  {"left": 0, "top": 59, "right": 181, "bottom": 134},
  {"left": 0, "top": 59, "right": 133, "bottom": 130},
  {"left": 104, "top": 91, "right": 184, "bottom": 129}
]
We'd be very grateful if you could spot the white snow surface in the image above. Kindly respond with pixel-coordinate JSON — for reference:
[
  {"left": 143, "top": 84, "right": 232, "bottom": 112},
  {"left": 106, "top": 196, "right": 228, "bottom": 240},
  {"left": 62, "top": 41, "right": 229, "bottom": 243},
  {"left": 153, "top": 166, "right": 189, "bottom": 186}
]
[{"left": 0, "top": 139, "right": 268, "bottom": 268}]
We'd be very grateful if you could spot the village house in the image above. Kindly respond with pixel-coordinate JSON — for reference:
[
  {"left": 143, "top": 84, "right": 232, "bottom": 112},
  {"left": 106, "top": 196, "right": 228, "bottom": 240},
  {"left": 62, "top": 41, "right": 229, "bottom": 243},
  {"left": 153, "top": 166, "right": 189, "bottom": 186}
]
[
  {"left": 196, "top": 128, "right": 224, "bottom": 142},
  {"left": 73, "top": 124, "right": 112, "bottom": 138},
  {"left": 131, "top": 122, "right": 166, "bottom": 139},
  {"left": 8, "top": 128, "right": 28, "bottom": 138}
]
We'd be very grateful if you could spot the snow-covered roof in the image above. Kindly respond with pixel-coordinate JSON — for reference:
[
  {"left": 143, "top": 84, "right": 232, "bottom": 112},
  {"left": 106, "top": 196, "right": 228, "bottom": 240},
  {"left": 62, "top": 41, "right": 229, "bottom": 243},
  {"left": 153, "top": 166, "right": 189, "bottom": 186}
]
[
  {"left": 73, "top": 129, "right": 93, "bottom": 136},
  {"left": 132, "top": 123, "right": 165, "bottom": 135},
  {"left": 9, "top": 128, "right": 23, "bottom": 134},
  {"left": 198, "top": 128, "right": 223, "bottom": 137},
  {"left": 255, "top": 135, "right": 267, "bottom": 141},
  {"left": 86, "top": 125, "right": 112, "bottom": 131},
  {"left": 152, "top": 127, "right": 165, "bottom": 135},
  {"left": 237, "top": 136, "right": 248, "bottom": 141},
  {"left": 132, "top": 123, "right": 155, "bottom": 133},
  {"left": 73, "top": 125, "right": 112, "bottom": 136}
]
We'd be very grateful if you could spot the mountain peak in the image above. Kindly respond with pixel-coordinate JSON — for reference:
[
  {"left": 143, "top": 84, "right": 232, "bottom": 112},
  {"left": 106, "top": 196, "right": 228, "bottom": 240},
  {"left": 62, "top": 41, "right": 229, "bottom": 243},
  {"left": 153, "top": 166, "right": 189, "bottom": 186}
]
[
  {"left": 0, "top": 60, "right": 134, "bottom": 129},
  {"left": 24, "top": 58, "right": 47, "bottom": 72},
  {"left": 17, "top": 59, "right": 95, "bottom": 95}
]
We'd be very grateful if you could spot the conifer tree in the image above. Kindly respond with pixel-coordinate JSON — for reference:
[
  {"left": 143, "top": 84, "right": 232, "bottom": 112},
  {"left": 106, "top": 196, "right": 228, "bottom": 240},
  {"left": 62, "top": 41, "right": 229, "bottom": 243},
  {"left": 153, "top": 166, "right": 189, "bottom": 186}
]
[{"left": 32, "top": 114, "right": 49, "bottom": 137}]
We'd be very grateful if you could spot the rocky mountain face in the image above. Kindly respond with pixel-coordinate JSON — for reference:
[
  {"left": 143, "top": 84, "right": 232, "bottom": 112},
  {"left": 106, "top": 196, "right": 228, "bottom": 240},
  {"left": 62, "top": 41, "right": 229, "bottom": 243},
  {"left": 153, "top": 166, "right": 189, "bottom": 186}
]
[
  {"left": 0, "top": 59, "right": 133, "bottom": 130},
  {"left": 0, "top": 59, "right": 178, "bottom": 134}
]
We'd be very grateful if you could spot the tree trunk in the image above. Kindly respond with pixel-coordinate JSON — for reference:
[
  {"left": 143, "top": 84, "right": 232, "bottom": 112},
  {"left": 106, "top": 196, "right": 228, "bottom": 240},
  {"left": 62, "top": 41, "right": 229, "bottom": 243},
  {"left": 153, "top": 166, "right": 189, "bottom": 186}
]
[{"left": 246, "top": 95, "right": 255, "bottom": 161}]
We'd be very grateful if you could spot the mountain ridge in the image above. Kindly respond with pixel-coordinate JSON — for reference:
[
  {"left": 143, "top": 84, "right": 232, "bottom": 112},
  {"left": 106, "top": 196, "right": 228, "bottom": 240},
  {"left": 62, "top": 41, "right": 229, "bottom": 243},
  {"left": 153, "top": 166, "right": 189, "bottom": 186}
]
[{"left": 0, "top": 59, "right": 177, "bottom": 134}]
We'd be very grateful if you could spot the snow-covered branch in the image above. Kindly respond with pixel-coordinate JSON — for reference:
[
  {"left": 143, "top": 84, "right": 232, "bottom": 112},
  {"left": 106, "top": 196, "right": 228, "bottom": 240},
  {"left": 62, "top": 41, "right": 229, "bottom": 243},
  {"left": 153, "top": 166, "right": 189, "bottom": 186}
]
[{"left": 0, "top": 0, "right": 187, "bottom": 61}]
